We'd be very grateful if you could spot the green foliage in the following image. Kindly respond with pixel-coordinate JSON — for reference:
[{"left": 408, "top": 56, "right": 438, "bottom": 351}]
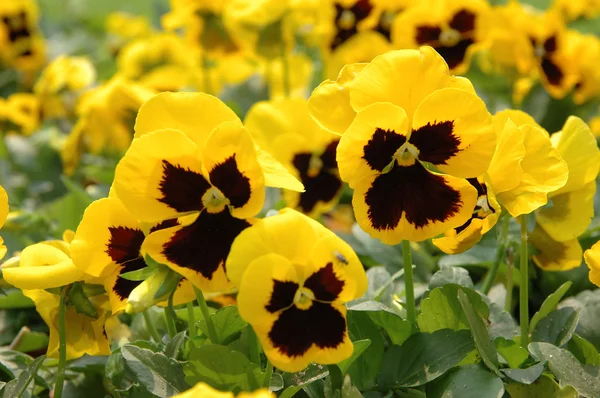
[{"left": 427, "top": 364, "right": 504, "bottom": 398}]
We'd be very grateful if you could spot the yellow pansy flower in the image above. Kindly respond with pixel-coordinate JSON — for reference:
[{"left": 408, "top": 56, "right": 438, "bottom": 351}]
[
  {"left": 71, "top": 197, "right": 195, "bottom": 314},
  {"left": 245, "top": 98, "right": 343, "bottom": 217},
  {"left": 487, "top": 110, "right": 568, "bottom": 218},
  {"left": 106, "top": 12, "right": 153, "bottom": 55},
  {"left": 33, "top": 55, "right": 96, "bottom": 119},
  {"left": 0, "top": 185, "right": 7, "bottom": 259},
  {"left": 113, "top": 92, "right": 302, "bottom": 292},
  {"left": 172, "top": 382, "right": 273, "bottom": 398},
  {"left": 551, "top": 0, "right": 600, "bottom": 21},
  {"left": 0, "top": 0, "right": 45, "bottom": 73},
  {"left": 585, "top": 241, "right": 600, "bottom": 287},
  {"left": 61, "top": 76, "right": 155, "bottom": 175},
  {"left": 568, "top": 32, "right": 600, "bottom": 105},
  {"left": 392, "top": 0, "right": 490, "bottom": 74},
  {"left": 0, "top": 93, "right": 40, "bottom": 136},
  {"left": 22, "top": 289, "right": 111, "bottom": 360},
  {"left": 532, "top": 117, "right": 599, "bottom": 271},
  {"left": 310, "top": 47, "right": 496, "bottom": 244},
  {"left": 227, "top": 209, "right": 367, "bottom": 372}
]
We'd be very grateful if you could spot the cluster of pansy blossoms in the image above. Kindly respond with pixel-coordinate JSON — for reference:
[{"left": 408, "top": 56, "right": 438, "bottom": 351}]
[{"left": 1, "top": 0, "right": 600, "bottom": 396}]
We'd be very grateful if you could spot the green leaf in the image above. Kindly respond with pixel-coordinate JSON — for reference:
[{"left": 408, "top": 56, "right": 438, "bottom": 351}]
[
  {"left": 418, "top": 284, "right": 489, "bottom": 333},
  {"left": 568, "top": 334, "right": 600, "bottom": 366},
  {"left": 164, "top": 332, "right": 187, "bottom": 360},
  {"left": 280, "top": 386, "right": 303, "bottom": 398},
  {"left": 428, "top": 265, "right": 474, "bottom": 290},
  {"left": 378, "top": 329, "right": 475, "bottom": 388},
  {"left": 282, "top": 363, "right": 328, "bottom": 388},
  {"left": 197, "top": 306, "right": 246, "bottom": 345},
  {"left": 119, "top": 267, "right": 155, "bottom": 281},
  {"left": 561, "top": 290, "right": 600, "bottom": 349},
  {"left": 529, "top": 342, "right": 600, "bottom": 397},
  {"left": 365, "top": 266, "right": 394, "bottom": 306},
  {"left": 68, "top": 282, "right": 98, "bottom": 319},
  {"left": 501, "top": 362, "right": 545, "bottom": 384},
  {"left": 12, "top": 331, "right": 49, "bottom": 354},
  {"left": 530, "top": 281, "right": 572, "bottom": 333},
  {"left": 0, "top": 288, "right": 34, "bottom": 309},
  {"left": 505, "top": 374, "right": 578, "bottom": 398},
  {"left": 368, "top": 311, "right": 414, "bottom": 346},
  {"left": 184, "top": 345, "right": 262, "bottom": 394},
  {"left": 0, "top": 355, "right": 45, "bottom": 398},
  {"left": 495, "top": 337, "right": 528, "bottom": 368},
  {"left": 337, "top": 340, "right": 371, "bottom": 375},
  {"left": 457, "top": 289, "right": 500, "bottom": 375},
  {"left": 531, "top": 308, "right": 579, "bottom": 347},
  {"left": 121, "top": 344, "right": 189, "bottom": 397},
  {"left": 427, "top": 364, "right": 504, "bottom": 398},
  {"left": 346, "top": 299, "right": 397, "bottom": 314},
  {"left": 346, "top": 311, "right": 385, "bottom": 390}
]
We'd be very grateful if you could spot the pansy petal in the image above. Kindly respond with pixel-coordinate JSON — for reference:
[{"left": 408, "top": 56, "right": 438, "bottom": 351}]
[
  {"left": 308, "top": 63, "right": 367, "bottom": 135},
  {"left": 487, "top": 119, "right": 525, "bottom": 194},
  {"left": 536, "top": 181, "right": 596, "bottom": 242},
  {"left": 411, "top": 88, "right": 495, "bottom": 178},
  {"left": 134, "top": 92, "right": 241, "bottom": 146},
  {"left": 352, "top": 165, "right": 477, "bottom": 244},
  {"left": 530, "top": 225, "right": 582, "bottom": 271},
  {"left": 495, "top": 125, "right": 568, "bottom": 217},
  {"left": 349, "top": 47, "right": 475, "bottom": 118},
  {"left": 433, "top": 216, "right": 496, "bottom": 255},
  {"left": 114, "top": 129, "right": 207, "bottom": 222},
  {"left": 255, "top": 147, "right": 305, "bottom": 192},
  {"left": 71, "top": 198, "right": 142, "bottom": 278},
  {"left": 203, "top": 122, "right": 265, "bottom": 219},
  {"left": 337, "top": 102, "right": 409, "bottom": 187},
  {"left": 584, "top": 241, "right": 600, "bottom": 287},
  {"left": 3, "top": 259, "right": 84, "bottom": 290},
  {"left": 550, "top": 116, "right": 600, "bottom": 196},
  {"left": 227, "top": 209, "right": 325, "bottom": 288},
  {"left": 142, "top": 211, "right": 250, "bottom": 293},
  {"left": 492, "top": 109, "right": 541, "bottom": 131},
  {"left": 0, "top": 185, "right": 8, "bottom": 230}
]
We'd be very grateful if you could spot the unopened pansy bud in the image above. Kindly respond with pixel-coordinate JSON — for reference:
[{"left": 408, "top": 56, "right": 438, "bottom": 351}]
[{"left": 125, "top": 268, "right": 179, "bottom": 314}]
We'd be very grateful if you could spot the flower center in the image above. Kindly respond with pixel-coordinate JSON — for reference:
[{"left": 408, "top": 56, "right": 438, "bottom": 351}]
[
  {"left": 393, "top": 141, "right": 420, "bottom": 167},
  {"left": 339, "top": 9, "right": 356, "bottom": 30},
  {"left": 534, "top": 44, "right": 546, "bottom": 58},
  {"left": 379, "top": 10, "right": 396, "bottom": 31},
  {"left": 308, "top": 155, "right": 323, "bottom": 178},
  {"left": 294, "top": 286, "right": 315, "bottom": 310},
  {"left": 202, "top": 186, "right": 229, "bottom": 213},
  {"left": 439, "top": 28, "right": 462, "bottom": 47}
]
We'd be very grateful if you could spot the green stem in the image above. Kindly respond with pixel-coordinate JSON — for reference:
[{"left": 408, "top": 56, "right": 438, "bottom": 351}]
[
  {"left": 187, "top": 302, "right": 196, "bottom": 338},
  {"left": 280, "top": 23, "right": 291, "bottom": 98},
  {"left": 54, "top": 287, "right": 69, "bottom": 398},
  {"left": 164, "top": 293, "right": 177, "bottom": 339},
  {"left": 262, "top": 360, "right": 273, "bottom": 388},
  {"left": 505, "top": 257, "right": 514, "bottom": 312},
  {"left": 519, "top": 215, "right": 529, "bottom": 348},
  {"left": 143, "top": 310, "right": 162, "bottom": 343},
  {"left": 401, "top": 240, "right": 416, "bottom": 324},
  {"left": 481, "top": 214, "right": 509, "bottom": 294},
  {"left": 194, "top": 287, "right": 219, "bottom": 344}
]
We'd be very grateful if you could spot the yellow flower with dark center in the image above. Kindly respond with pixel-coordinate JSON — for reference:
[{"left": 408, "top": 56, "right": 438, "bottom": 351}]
[
  {"left": 22, "top": 289, "right": 111, "bottom": 360},
  {"left": 0, "top": 0, "right": 45, "bottom": 72},
  {"left": 585, "top": 241, "right": 600, "bottom": 287},
  {"left": 33, "top": 55, "right": 96, "bottom": 119},
  {"left": 392, "top": 0, "right": 489, "bottom": 74},
  {"left": 71, "top": 197, "right": 195, "bottom": 314},
  {"left": 226, "top": 209, "right": 367, "bottom": 372},
  {"left": 310, "top": 47, "right": 496, "bottom": 244},
  {"left": 114, "top": 92, "right": 303, "bottom": 292},
  {"left": 172, "top": 382, "right": 273, "bottom": 398},
  {"left": 117, "top": 33, "right": 204, "bottom": 92},
  {"left": 432, "top": 177, "right": 500, "bottom": 254},
  {"left": 245, "top": 98, "right": 343, "bottom": 217},
  {"left": 531, "top": 117, "right": 599, "bottom": 271},
  {"left": 487, "top": 110, "right": 569, "bottom": 218},
  {"left": 0, "top": 185, "right": 7, "bottom": 259},
  {"left": 568, "top": 32, "right": 600, "bottom": 105},
  {"left": 61, "top": 76, "right": 155, "bottom": 175},
  {"left": 0, "top": 93, "right": 40, "bottom": 136}
]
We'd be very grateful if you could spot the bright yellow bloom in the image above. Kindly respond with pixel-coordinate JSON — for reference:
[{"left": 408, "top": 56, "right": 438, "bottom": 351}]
[
  {"left": 113, "top": 92, "right": 302, "bottom": 292},
  {"left": 0, "top": 185, "right": 7, "bottom": 259},
  {"left": 22, "top": 289, "right": 111, "bottom": 360},
  {"left": 392, "top": 0, "right": 490, "bottom": 74},
  {"left": 310, "top": 47, "right": 496, "bottom": 244},
  {"left": 568, "top": 32, "right": 600, "bottom": 105},
  {"left": 106, "top": 12, "right": 153, "bottom": 54},
  {"left": 0, "top": 93, "right": 40, "bottom": 136},
  {"left": 532, "top": 117, "right": 599, "bottom": 271},
  {"left": 71, "top": 197, "right": 195, "bottom": 314},
  {"left": 530, "top": 225, "right": 583, "bottom": 272},
  {"left": 33, "top": 55, "right": 96, "bottom": 119},
  {"left": 0, "top": 0, "right": 45, "bottom": 73},
  {"left": 61, "top": 76, "right": 155, "bottom": 175},
  {"left": 227, "top": 208, "right": 367, "bottom": 372},
  {"left": 262, "top": 53, "right": 314, "bottom": 100},
  {"left": 487, "top": 110, "right": 568, "bottom": 218},
  {"left": 551, "top": 0, "right": 600, "bottom": 21},
  {"left": 585, "top": 240, "right": 600, "bottom": 287},
  {"left": 172, "top": 382, "right": 273, "bottom": 398},
  {"left": 245, "top": 98, "right": 343, "bottom": 217}
]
